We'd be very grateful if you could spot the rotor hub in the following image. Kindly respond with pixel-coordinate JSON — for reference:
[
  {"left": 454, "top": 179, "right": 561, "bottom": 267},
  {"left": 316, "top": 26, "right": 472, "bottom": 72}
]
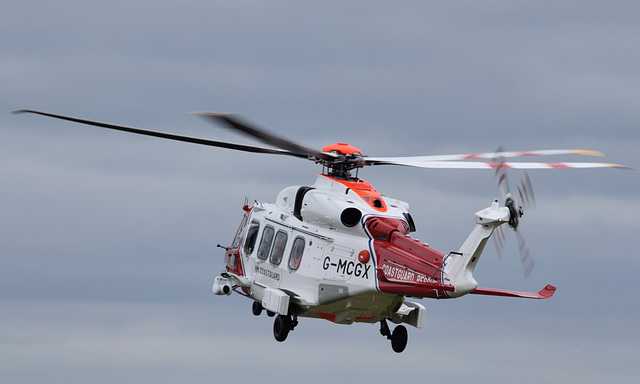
[
  {"left": 321, "top": 143, "right": 367, "bottom": 179},
  {"left": 322, "top": 143, "right": 363, "bottom": 156},
  {"left": 505, "top": 197, "right": 522, "bottom": 229}
]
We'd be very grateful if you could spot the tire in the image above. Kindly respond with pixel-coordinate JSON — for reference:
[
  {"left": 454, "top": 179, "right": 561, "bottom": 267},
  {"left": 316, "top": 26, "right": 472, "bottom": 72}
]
[
  {"left": 252, "top": 301, "right": 263, "bottom": 316},
  {"left": 273, "top": 315, "right": 291, "bottom": 342},
  {"left": 391, "top": 325, "right": 408, "bottom": 353}
]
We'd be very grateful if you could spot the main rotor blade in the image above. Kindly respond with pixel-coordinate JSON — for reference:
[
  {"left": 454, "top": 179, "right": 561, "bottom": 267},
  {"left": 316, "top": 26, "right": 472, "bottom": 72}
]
[
  {"left": 13, "top": 110, "right": 306, "bottom": 158},
  {"left": 365, "top": 149, "right": 605, "bottom": 163},
  {"left": 192, "top": 112, "right": 335, "bottom": 162},
  {"left": 363, "top": 158, "right": 628, "bottom": 169}
]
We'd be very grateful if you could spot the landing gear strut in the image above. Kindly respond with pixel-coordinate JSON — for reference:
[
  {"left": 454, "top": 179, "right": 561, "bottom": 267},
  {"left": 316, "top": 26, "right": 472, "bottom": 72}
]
[{"left": 380, "top": 319, "right": 408, "bottom": 353}]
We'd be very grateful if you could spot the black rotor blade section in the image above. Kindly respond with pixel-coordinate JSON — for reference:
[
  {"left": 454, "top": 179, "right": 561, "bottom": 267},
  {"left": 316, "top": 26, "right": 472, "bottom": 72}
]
[
  {"left": 12, "top": 110, "right": 307, "bottom": 158},
  {"left": 193, "top": 112, "right": 334, "bottom": 162}
]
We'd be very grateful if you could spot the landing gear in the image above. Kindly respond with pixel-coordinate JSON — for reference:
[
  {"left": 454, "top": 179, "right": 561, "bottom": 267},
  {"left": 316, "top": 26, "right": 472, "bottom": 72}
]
[
  {"left": 391, "top": 325, "right": 408, "bottom": 353},
  {"left": 250, "top": 301, "right": 274, "bottom": 317},
  {"left": 251, "top": 301, "right": 263, "bottom": 316},
  {"left": 251, "top": 302, "right": 298, "bottom": 342},
  {"left": 273, "top": 315, "right": 291, "bottom": 341},
  {"left": 273, "top": 313, "right": 298, "bottom": 342},
  {"left": 380, "top": 319, "right": 408, "bottom": 353}
]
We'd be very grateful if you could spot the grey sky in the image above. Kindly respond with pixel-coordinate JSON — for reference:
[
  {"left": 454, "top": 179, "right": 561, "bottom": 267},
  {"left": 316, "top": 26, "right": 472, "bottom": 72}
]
[{"left": 2, "top": 1, "right": 639, "bottom": 383}]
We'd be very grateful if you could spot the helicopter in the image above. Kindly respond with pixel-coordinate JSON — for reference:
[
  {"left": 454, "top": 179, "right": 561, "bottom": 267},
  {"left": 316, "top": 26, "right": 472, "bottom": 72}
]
[{"left": 13, "top": 109, "right": 626, "bottom": 353}]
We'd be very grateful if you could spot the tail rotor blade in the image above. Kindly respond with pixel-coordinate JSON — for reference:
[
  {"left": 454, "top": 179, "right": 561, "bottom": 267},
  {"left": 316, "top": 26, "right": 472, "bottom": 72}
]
[
  {"left": 493, "top": 225, "right": 507, "bottom": 260},
  {"left": 493, "top": 146, "right": 511, "bottom": 200},
  {"left": 516, "top": 229, "right": 534, "bottom": 278},
  {"left": 491, "top": 147, "right": 536, "bottom": 278},
  {"left": 517, "top": 171, "right": 536, "bottom": 210}
]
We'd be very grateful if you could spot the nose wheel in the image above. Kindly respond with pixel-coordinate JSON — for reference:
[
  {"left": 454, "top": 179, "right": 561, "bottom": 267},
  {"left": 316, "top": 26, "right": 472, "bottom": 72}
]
[{"left": 380, "top": 319, "right": 408, "bottom": 353}]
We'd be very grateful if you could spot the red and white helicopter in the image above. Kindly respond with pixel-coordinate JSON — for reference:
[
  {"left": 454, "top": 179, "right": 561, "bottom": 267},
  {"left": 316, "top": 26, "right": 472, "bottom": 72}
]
[{"left": 14, "top": 109, "right": 626, "bottom": 353}]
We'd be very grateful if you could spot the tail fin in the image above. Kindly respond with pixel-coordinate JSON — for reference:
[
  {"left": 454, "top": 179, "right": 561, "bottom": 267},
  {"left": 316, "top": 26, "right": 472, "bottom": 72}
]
[{"left": 444, "top": 200, "right": 509, "bottom": 297}]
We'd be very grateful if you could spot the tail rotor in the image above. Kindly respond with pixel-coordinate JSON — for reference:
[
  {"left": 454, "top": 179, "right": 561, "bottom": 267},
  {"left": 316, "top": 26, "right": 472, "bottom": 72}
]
[{"left": 493, "top": 147, "right": 536, "bottom": 278}]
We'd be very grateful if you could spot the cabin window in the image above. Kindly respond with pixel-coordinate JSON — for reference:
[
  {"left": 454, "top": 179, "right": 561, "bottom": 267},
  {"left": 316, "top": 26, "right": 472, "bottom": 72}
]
[
  {"left": 232, "top": 214, "right": 249, "bottom": 250},
  {"left": 257, "top": 225, "right": 275, "bottom": 261},
  {"left": 288, "top": 236, "right": 305, "bottom": 271},
  {"left": 243, "top": 220, "right": 260, "bottom": 255},
  {"left": 270, "top": 230, "right": 288, "bottom": 266}
]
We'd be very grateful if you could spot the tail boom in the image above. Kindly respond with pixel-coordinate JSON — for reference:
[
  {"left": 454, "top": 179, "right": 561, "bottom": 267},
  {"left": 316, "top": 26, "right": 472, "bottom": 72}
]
[{"left": 443, "top": 200, "right": 510, "bottom": 297}]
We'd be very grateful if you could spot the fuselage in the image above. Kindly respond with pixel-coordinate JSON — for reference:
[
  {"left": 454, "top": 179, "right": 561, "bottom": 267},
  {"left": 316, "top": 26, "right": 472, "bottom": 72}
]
[{"left": 223, "top": 174, "right": 456, "bottom": 325}]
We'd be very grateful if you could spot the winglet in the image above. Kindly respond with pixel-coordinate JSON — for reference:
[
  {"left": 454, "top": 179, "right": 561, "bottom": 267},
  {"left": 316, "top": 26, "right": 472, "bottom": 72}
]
[{"left": 470, "top": 284, "right": 556, "bottom": 299}]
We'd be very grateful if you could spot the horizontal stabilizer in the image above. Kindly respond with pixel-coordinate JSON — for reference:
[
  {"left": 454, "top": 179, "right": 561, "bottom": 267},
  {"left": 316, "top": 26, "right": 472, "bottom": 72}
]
[{"left": 470, "top": 284, "right": 556, "bottom": 299}]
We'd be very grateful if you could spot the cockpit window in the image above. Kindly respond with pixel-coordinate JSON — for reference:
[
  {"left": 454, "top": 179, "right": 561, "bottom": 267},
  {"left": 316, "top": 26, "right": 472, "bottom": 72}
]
[
  {"left": 232, "top": 214, "right": 248, "bottom": 250},
  {"left": 288, "top": 237, "right": 305, "bottom": 271},
  {"left": 257, "top": 226, "right": 275, "bottom": 260},
  {"left": 243, "top": 220, "right": 260, "bottom": 255},
  {"left": 270, "top": 231, "right": 288, "bottom": 265}
]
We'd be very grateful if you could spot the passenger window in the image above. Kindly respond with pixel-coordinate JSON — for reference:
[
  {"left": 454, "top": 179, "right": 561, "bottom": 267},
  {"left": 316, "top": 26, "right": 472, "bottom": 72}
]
[
  {"left": 232, "top": 214, "right": 248, "bottom": 250},
  {"left": 243, "top": 220, "right": 260, "bottom": 255},
  {"left": 288, "top": 237, "right": 305, "bottom": 271},
  {"left": 270, "top": 231, "right": 288, "bottom": 265},
  {"left": 257, "top": 226, "right": 275, "bottom": 260}
]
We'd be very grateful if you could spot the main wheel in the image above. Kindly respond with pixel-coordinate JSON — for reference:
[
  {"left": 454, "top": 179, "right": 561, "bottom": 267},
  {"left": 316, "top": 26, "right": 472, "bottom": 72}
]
[
  {"left": 252, "top": 301, "right": 263, "bottom": 316},
  {"left": 390, "top": 325, "right": 408, "bottom": 353},
  {"left": 273, "top": 315, "right": 291, "bottom": 342}
]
